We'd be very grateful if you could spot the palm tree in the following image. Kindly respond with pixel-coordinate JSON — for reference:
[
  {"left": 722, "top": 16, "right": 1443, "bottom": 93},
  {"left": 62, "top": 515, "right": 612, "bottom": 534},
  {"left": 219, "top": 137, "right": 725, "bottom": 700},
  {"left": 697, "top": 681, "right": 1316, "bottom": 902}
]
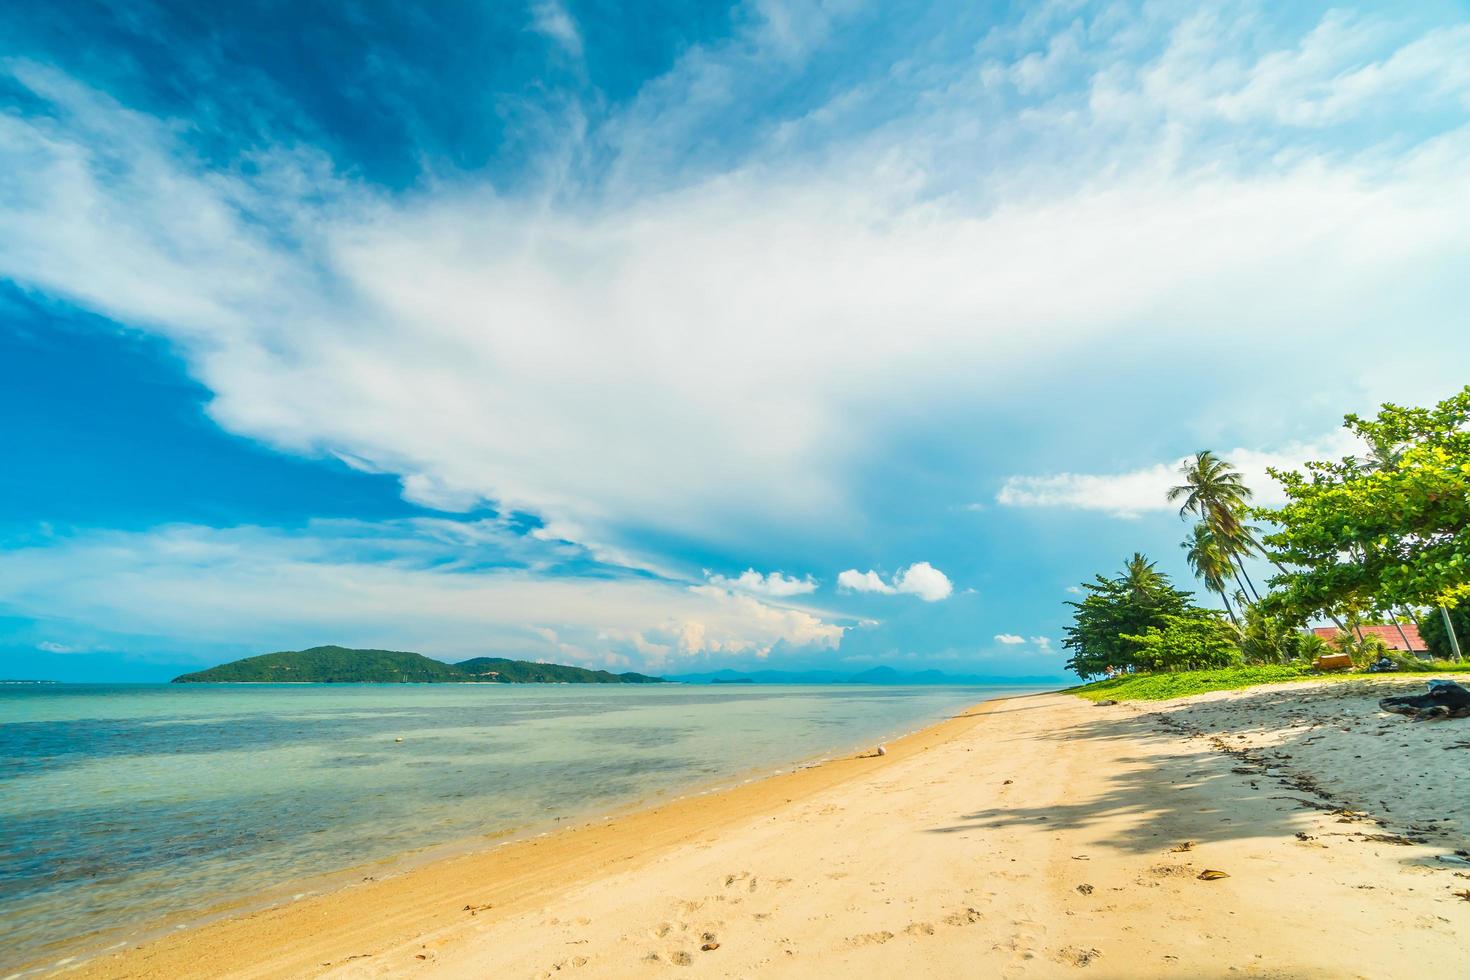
[
  {"left": 1168, "top": 451, "right": 1261, "bottom": 601},
  {"left": 1120, "top": 552, "right": 1165, "bottom": 602},
  {"left": 1182, "top": 522, "right": 1239, "bottom": 625}
]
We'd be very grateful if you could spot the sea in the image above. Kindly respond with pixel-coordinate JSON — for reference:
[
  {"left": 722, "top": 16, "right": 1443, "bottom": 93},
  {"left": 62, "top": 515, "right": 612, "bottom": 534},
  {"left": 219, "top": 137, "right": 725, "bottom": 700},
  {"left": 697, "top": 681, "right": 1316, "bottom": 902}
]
[{"left": 0, "top": 682, "right": 1044, "bottom": 972}]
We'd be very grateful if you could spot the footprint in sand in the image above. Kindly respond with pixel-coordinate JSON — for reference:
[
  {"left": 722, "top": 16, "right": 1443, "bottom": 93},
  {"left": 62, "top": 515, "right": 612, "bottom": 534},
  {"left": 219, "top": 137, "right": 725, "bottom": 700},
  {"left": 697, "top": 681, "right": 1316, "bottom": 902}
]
[
  {"left": 943, "top": 907, "right": 984, "bottom": 926},
  {"left": 904, "top": 922, "right": 936, "bottom": 937},
  {"left": 724, "top": 872, "right": 758, "bottom": 892},
  {"left": 1053, "top": 946, "right": 1103, "bottom": 968},
  {"left": 847, "top": 930, "right": 895, "bottom": 946}
]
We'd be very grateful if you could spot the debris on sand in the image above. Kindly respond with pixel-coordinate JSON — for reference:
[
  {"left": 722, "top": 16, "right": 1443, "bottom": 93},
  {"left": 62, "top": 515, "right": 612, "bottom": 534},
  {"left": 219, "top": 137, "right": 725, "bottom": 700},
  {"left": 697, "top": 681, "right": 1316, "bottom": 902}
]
[{"left": 1379, "top": 681, "right": 1470, "bottom": 721}]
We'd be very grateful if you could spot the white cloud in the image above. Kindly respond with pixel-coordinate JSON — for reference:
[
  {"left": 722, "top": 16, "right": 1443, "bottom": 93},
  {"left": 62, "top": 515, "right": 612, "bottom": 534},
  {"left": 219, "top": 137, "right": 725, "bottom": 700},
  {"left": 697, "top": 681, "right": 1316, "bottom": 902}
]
[
  {"left": 892, "top": 562, "right": 954, "bottom": 602},
  {"left": 529, "top": 1, "right": 583, "bottom": 58},
  {"left": 995, "top": 633, "right": 1053, "bottom": 652},
  {"left": 1, "top": 7, "right": 1468, "bottom": 566},
  {"left": 837, "top": 569, "right": 895, "bottom": 594},
  {"left": 839, "top": 562, "right": 953, "bottom": 601},
  {"left": 0, "top": 522, "right": 843, "bottom": 670},
  {"left": 705, "top": 568, "right": 818, "bottom": 596},
  {"left": 997, "top": 432, "right": 1362, "bottom": 518}
]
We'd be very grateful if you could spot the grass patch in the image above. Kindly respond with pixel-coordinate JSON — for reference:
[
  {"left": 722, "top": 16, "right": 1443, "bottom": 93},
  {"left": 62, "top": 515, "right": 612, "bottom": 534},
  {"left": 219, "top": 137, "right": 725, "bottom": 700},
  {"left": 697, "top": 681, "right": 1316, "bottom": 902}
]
[
  {"left": 1068, "top": 661, "right": 1470, "bottom": 702},
  {"left": 1069, "top": 665, "right": 1311, "bottom": 702}
]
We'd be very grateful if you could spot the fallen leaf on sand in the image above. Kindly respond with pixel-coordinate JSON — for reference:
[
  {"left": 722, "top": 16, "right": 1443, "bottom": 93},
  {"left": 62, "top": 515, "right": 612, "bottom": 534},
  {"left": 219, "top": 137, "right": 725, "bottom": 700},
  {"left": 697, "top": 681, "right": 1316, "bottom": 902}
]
[
  {"left": 702, "top": 942, "right": 721, "bottom": 951},
  {"left": 1197, "top": 869, "right": 1230, "bottom": 881}
]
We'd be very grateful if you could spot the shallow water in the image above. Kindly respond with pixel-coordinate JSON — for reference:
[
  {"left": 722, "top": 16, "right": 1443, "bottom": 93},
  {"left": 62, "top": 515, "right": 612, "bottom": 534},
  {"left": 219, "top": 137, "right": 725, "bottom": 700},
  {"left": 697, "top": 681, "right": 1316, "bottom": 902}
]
[{"left": 0, "top": 682, "right": 1039, "bottom": 969}]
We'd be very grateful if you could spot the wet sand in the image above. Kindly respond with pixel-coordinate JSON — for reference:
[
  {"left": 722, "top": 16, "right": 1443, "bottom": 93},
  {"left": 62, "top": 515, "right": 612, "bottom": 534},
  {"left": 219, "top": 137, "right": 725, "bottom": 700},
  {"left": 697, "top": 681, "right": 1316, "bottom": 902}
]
[{"left": 57, "top": 680, "right": 1470, "bottom": 979}]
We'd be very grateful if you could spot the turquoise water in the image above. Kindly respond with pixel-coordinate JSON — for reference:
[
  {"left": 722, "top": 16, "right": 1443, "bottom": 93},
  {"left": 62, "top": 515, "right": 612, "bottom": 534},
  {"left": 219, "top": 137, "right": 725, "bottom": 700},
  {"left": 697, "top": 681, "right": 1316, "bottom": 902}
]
[{"left": 0, "top": 682, "right": 1038, "bottom": 970}]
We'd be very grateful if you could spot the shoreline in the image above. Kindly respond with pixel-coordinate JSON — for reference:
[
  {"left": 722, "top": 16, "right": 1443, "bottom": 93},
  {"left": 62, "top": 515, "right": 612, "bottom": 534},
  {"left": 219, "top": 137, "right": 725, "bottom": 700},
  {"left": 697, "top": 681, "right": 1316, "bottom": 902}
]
[
  {"left": 23, "top": 690, "right": 1040, "bottom": 979},
  {"left": 40, "top": 679, "right": 1470, "bottom": 978}
]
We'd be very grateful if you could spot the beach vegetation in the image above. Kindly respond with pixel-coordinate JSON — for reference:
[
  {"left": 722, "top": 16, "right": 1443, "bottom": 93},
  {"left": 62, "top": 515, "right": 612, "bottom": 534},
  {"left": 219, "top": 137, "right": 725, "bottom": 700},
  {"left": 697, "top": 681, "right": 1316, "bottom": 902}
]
[
  {"left": 1062, "top": 554, "right": 1215, "bottom": 678},
  {"left": 1257, "top": 386, "right": 1470, "bottom": 626},
  {"left": 1069, "top": 660, "right": 1470, "bottom": 702},
  {"left": 1063, "top": 386, "right": 1470, "bottom": 685}
]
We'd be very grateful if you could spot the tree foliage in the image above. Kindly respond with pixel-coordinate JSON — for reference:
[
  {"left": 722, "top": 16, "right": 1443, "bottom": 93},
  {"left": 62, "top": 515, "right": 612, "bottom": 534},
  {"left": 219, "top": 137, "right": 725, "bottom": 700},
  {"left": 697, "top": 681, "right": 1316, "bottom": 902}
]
[
  {"left": 1257, "top": 386, "right": 1470, "bottom": 623},
  {"left": 1063, "top": 554, "right": 1203, "bottom": 678},
  {"left": 1120, "top": 612, "right": 1242, "bottom": 673}
]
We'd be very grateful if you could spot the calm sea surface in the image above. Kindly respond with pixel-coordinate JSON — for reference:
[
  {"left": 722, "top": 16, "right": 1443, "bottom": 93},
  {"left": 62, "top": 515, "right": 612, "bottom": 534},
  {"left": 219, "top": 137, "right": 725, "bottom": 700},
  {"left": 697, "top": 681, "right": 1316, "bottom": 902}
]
[{"left": 0, "top": 682, "right": 1042, "bottom": 970}]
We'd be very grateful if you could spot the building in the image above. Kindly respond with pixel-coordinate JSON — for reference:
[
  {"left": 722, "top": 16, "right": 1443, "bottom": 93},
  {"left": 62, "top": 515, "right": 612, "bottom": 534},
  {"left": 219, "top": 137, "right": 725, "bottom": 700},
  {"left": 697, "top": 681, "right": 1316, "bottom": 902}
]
[{"left": 1312, "top": 624, "right": 1426, "bottom": 653}]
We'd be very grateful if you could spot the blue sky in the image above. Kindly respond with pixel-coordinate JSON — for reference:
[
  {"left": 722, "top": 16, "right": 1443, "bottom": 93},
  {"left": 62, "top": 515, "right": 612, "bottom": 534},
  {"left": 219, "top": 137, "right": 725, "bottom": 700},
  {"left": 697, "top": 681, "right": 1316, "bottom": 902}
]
[{"left": 3, "top": 0, "right": 1469, "bottom": 681}]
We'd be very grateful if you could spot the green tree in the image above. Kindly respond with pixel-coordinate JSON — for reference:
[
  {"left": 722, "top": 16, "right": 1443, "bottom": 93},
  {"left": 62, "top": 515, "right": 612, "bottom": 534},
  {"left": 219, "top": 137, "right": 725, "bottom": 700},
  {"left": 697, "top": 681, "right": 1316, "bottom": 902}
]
[
  {"left": 1120, "top": 611, "right": 1242, "bottom": 672},
  {"left": 1062, "top": 553, "right": 1196, "bottom": 678},
  {"left": 1258, "top": 386, "right": 1470, "bottom": 629},
  {"left": 1236, "top": 601, "right": 1316, "bottom": 665}
]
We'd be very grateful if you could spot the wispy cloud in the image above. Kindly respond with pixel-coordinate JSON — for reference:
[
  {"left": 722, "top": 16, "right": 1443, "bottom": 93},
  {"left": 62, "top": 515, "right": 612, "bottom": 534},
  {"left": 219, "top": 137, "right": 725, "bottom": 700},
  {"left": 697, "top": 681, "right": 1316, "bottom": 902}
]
[
  {"left": 996, "top": 433, "right": 1363, "bottom": 518},
  {"left": 529, "top": 1, "right": 583, "bottom": 58},
  {"left": 2, "top": 4, "right": 1470, "bottom": 671}
]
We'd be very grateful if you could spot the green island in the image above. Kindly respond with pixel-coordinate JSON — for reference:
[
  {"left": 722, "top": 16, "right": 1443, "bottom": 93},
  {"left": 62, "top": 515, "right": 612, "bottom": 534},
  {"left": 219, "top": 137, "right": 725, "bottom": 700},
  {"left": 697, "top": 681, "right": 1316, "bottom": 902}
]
[{"left": 172, "top": 645, "right": 665, "bottom": 684}]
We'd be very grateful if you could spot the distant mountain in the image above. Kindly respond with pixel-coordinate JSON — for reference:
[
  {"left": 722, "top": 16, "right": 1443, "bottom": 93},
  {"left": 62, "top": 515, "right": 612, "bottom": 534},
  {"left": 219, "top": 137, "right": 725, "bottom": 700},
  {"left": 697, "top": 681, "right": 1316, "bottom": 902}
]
[
  {"left": 666, "top": 666, "right": 1065, "bottom": 686},
  {"left": 173, "top": 646, "right": 665, "bottom": 684}
]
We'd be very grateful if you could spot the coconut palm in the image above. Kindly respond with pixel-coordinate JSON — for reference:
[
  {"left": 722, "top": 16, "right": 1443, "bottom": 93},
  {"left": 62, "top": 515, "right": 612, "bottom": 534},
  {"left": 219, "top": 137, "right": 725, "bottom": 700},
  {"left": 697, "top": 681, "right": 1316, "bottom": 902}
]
[
  {"left": 1120, "top": 551, "right": 1166, "bottom": 602},
  {"left": 1168, "top": 451, "right": 1261, "bottom": 601},
  {"left": 1182, "top": 522, "right": 1239, "bottom": 625}
]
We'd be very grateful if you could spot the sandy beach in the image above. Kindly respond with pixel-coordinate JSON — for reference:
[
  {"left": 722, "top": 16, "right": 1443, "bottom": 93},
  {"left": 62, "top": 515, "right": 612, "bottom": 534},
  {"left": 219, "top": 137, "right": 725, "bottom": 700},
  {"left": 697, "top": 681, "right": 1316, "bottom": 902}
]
[{"left": 57, "top": 680, "right": 1470, "bottom": 979}]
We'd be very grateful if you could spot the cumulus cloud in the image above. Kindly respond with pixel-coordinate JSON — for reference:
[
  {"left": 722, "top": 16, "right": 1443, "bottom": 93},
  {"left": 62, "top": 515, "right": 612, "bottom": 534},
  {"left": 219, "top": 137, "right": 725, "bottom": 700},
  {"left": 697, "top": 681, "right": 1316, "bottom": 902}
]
[
  {"left": 839, "top": 562, "right": 953, "bottom": 602},
  {"left": 996, "top": 432, "right": 1362, "bottom": 518},
  {"left": 994, "top": 633, "right": 1026, "bottom": 645},
  {"left": 837, "top": 569, "right": 895, "bottom": 595},
  {"left": 706, "top": 568, "right": 818, "bottom": 596},
  {"left": 892, "top": 562, "right": 954, "bottom": 602}
]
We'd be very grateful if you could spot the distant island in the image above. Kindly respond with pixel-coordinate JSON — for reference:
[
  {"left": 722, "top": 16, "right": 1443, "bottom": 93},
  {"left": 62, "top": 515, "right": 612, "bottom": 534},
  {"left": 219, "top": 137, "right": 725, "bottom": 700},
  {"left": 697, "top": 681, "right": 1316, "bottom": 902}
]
[{"left": 172, "top": 645, "right": 665, "bottom": 684}]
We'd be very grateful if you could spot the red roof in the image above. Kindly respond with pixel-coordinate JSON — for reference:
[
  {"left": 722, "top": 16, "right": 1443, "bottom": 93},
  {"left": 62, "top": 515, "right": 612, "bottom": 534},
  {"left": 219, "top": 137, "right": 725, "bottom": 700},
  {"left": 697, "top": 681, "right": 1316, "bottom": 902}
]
[{"left": 1312, "top": 624, "right": 1425, "bottom": 652}]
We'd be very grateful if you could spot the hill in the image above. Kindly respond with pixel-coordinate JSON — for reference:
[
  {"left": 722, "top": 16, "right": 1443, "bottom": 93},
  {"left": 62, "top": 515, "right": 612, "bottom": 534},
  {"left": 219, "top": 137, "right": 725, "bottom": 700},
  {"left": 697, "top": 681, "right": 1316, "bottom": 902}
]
[
  {"left": 455, "top": 657, "right": 663, "bottom": 684},
  {"left": 172, "top": 646, "right": 665, "bottom": 684}
]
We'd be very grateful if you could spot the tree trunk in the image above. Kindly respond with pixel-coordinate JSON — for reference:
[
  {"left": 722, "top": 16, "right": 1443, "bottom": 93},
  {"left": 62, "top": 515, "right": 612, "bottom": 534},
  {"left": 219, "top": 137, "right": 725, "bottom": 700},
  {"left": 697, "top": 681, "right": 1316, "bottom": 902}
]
[
  {"left": 1231, "top": 554, "right": 1262, "bottom": 602},
  {"left": 1219, "top": 591, "right": 1239, "bottom": 627},
  {"left": 1442, "top": 606, "right": 1464, "bottom": 663},
  {"left": 1388, "top": 617, "right": 1414, "bottom": 657}
]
